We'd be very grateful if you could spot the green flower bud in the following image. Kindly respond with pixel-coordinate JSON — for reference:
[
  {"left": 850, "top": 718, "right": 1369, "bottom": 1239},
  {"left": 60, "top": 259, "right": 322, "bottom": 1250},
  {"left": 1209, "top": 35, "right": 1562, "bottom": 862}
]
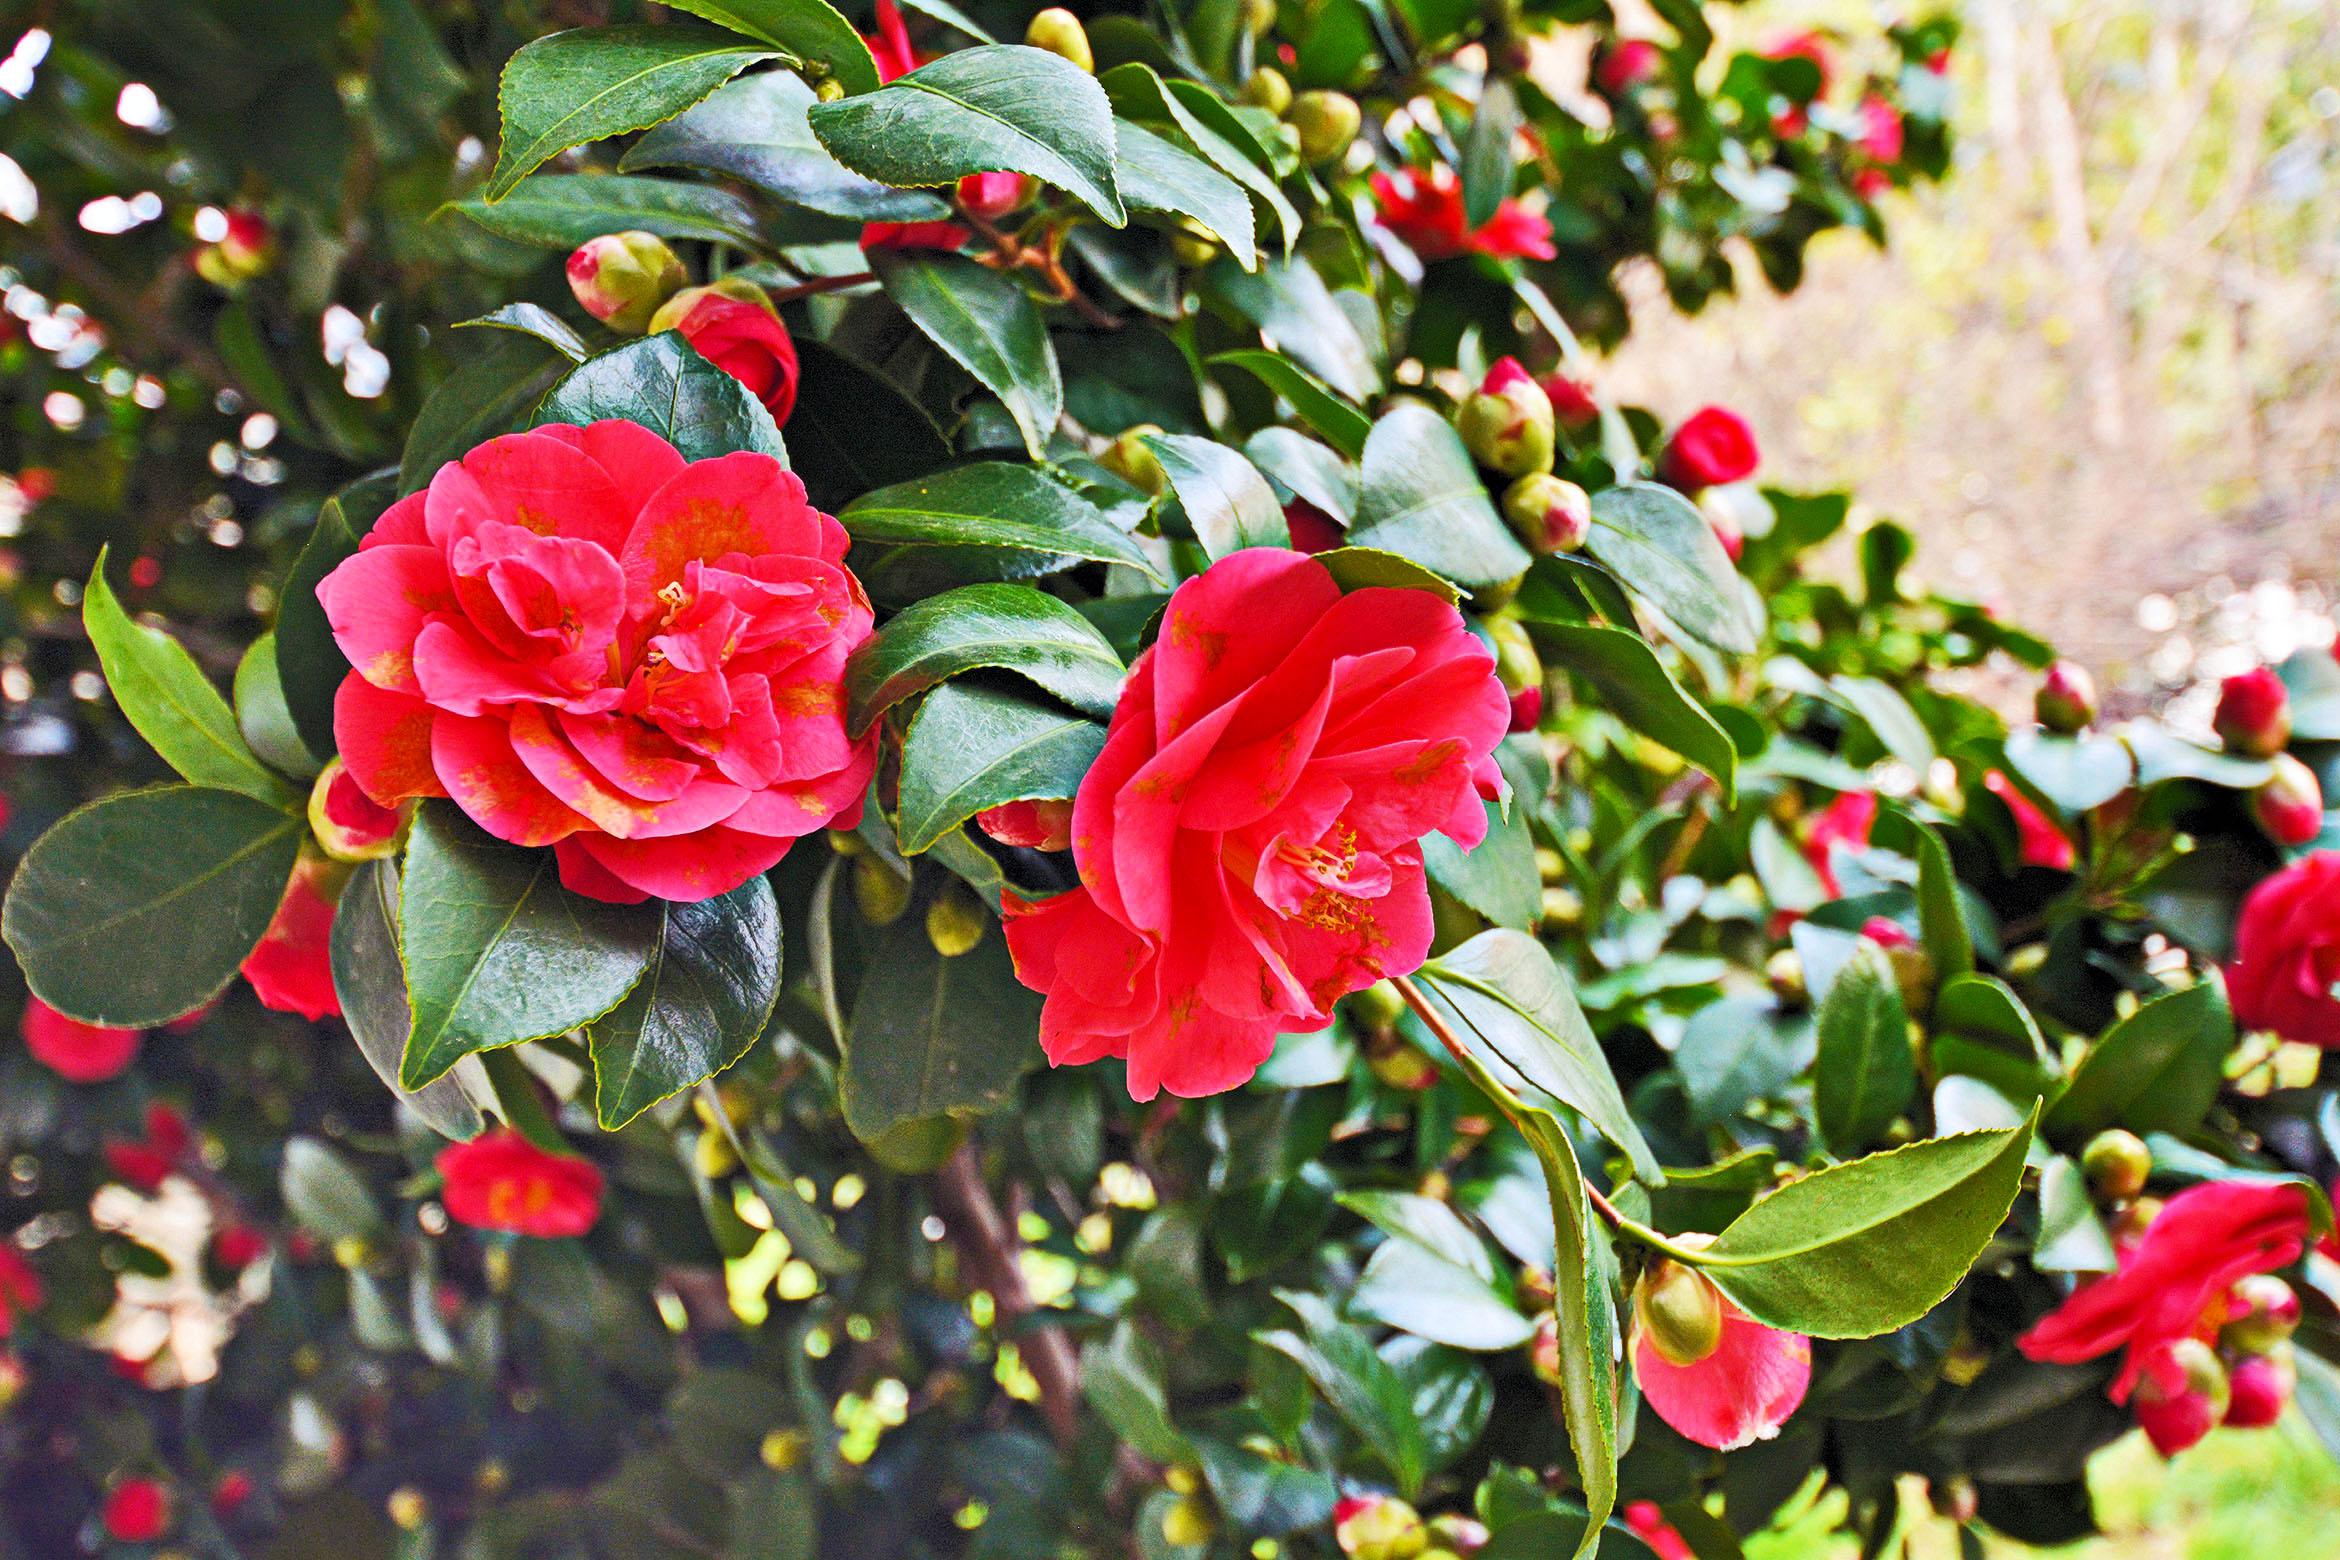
[
  {"left": 1486, "top": 614, "right": 1541, "bottom": 696},
  {"left": 1501, "top": 473, "right": 1591, "bottom": 554},
  {"left": 1633, "top": 1257, "right": 1724, "bottom": 1366},
  {"left": 1243, "top": 0, "right": 1279, "bottom": 38},
  {"left": 2082, "top": 1129, "right": 2151, "bottom": 1201},
  {"left": 2223, "top": 1274, "right": 2301, "bottom": 1354},
  {"left": 1347, "top": 978, "right": 1408, "bottom": 1036},
  {"left": 1102, "top": 425, "right": 1168, "bottom": 494},
  {"left": 814, "top": 75, "right": 847, "bottom": 102},
  {"left": 1766, "top": 947, "right": 1806, "bottom": 1006},
  {"left": 1161, "top": 1494, "right": 1214, "bottom": 1546},
  {"left": 1240, "top": 66, "right": 1294, "bottom": 116},
  {"left": 2034, "top": 659, "right": 2097, "bottom": 733},
  {"left": 647, "top": 277, "right": 775, "bottom": 337},
  {"left": 1456, "top": 361, "right": 1556, "bottom": 478},
  {"left": 1288, "top": 90, "right": 1362, "bottom": 166},
  {"left": 1335, "top": 1493, "right": 1428, "bottom": 1560},
  {"left": 566, "top": 231, "right": 686, "bottom": 334},
  {"left": 1024, "top": 8, "right": 1095, "bottom": 71},
  {"left": 854, "top": 857, "right": 912, "bottom": 926},
  {"left": 308, "top": 757, "right": 405, "bottom": 862},
  {"left": 925, "top": 882, "right": 988, "bottom": 957}
]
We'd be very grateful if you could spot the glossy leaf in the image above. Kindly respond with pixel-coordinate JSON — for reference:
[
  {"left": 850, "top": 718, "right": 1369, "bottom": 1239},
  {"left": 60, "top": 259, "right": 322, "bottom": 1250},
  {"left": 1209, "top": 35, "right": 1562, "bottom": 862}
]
[
  {"left": 399, "top": 332, "right": 570, "bottom": 495},
  {"left": 874, "top": 251, "right": 1060, "bottom": 459},
  {"left": 1675, "top": 996, "right": 1814, "bottom": 1125},
  {"left": 622, "top": 71, "right": 942, "bottom": 221},
  {"left": 330, "top": 860, "right": 490, "bottom": 1141},
  {"left": 2032, "top": 1155, "right": 2116, "bottom": 1274},
  {"left": 894, "top": 680, "right": 1108, "bottom": 854},
  {"left": 1423, "top": 788, "right": 1538, "bottom": 929},
  {"left": 1460, "top": 78, "right": 1520, "bottom": 229},
  {"left": 2044, "top": 981, "right": 2231, "bottom": 1140},
  {"left": 1348, "top": 403, "right": 1531, "bottom": 590},
  {"left": 455, "top": 302, "right": 590, "bottom": 361},
  {"left": 656, "top": 0, "right": 880, "bottom": 95},
  {"left": 452, "top": 174, "right": 767, "bottom": 250},
  {"left": 1909, "top": 815, "right": 1976, "bottom": 980},
  {"left": 1209, "top": 350, "right": 1371, "bottom": 459},
  {"left": 586, "top": 878, "right": 779, "bottom": 1129},
  {"left": 1205, "top": 255, "right": 1379, "bottom": 403},
  {"left": 1115, "top": 119, "right": 1256, "bottom": 267},
  {"left": 486, "top": 27, "right": 777, "bottom": 199},
  {"left": 1832, "top": 674, "right": 1935, "bottom": 771},
  {"left": 535, "top": 333, "right": 787, "bottom": 463},
  {"left": 843, "top": 463, "right": 1157, "bottom": 576},
  {"left": 3, "top": 786, "right": 303, "bottom": 1027},
  {"left": 397, "top": 804, "right": 660, "bottom": 1090},
  {"left": 1349, "top": 1238, "right": 1535, "bottom": 1351},
  {"left": 234, "top": 633, "right": 322, "bottom": 779},
  {"left": 785, "top": 340, "right": 953, "bottom": 512},
  {"left": 2002, "top": 729, "right": 2132, "bottom": 815},
  {"left": 839, "top": 910, "right": 1042, "bottom": 1141},
  {"left": 281, "top": 1137, "right": 385, "bottom": 1242},
  {"left": 1258, "top": 1291, "right": 1427, "bottom": 1496},
  {"left": 1143, "top": 433, "right": 1288, "bottom": 557},
  {"left": 1098, "top": 63, "right": 1298, "bottom": 248},
  {"left": 1585, "top": 484, "right": 1758, "bottom": 654},
  {"left": 1812, "top": 941, "right": 1915, "bottom": 1156},
  {"left": 844, "top": 583, "right": 1125, "bottom": 736},
  {"left": 85, "top": 556, "right": 291, "bottom": 806},
  {"left": 809, "top": 45, "right": 1126, "bottom": 224},
  {"left": 1529, "top": 621, "right": 1737, "bottom": 798},
  {"left": 1699, "top": 1117, "right": 2034, "bottom": 1338}
]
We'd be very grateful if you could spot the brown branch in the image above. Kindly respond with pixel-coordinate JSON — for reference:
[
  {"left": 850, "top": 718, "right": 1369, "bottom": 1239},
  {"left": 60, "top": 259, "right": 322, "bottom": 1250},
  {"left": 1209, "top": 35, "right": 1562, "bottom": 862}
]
[
  {"left": 931, "top": 1143, "right": 1081, "bottom": 1447},
  {"left": 767, "top": 270, "right": 878, "bottom": 305}
]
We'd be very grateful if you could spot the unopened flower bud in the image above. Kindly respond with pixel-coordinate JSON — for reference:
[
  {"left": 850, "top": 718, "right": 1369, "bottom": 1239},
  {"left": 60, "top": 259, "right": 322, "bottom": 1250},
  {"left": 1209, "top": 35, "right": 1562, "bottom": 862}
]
[
  {"left": 2133, "top": 1337, "right": 2228, "bottom": 1456},
  {"left": 1364, "top": 1026, "right": 1438, "bottom": 1090},
  {"left": 2082, "top": 1129, "right": 2151, "bottom": 1201},
  {"left": 2214, "top": 667, "right": 2292, "bottom": 757},
  {"left": 1348, "top": 979, "right": 1407, "bottom": 1037},
  {"left": 1633, "top": 1258, "right": 1724, "bottom": 1366},
  {"left": 1161, "top": 1494, "right": 1215, "bottom": 1546},
  {"left": 1024, "top": 8, "right": 1095, "bottom": 71},
  {"left": 1243, "top": 0, "right": 1279, "bottom": 37},
  {"left": 566, "top": 231, "right": 686, "bottom": 334},
  {"left": 2034, "top": 659, "right": 2097, "bottom": 733},
  {"left": 648, "top": 277, "right": 776, "bottom": 337},
  {"left": 695, "top": 1123, "right": 738, "bottom": 1179},
  {"left": 815, "top": 75, "right": 847, "bottom": 101},
  {"left": 975, "top": 798, "right": 1074, "bottom": 852},
  {"left": 196, "top": 209, "right": 276, "bottom": 287},
  {"left": 1539, "top": 372, "right": 1600, "bottom": 431},
  {"left": 1241, "top": 66, "right": 1294, "bottom": 115},
  {"left": 1288, "top": 91, "right": 1362, "bottom": 166},
  {"left": 1335, "top": 1493, "right": 1427, "bottom": 1560},
  {"left": 1516, "top": 1266, "right": 1556, "bottom": 1312},
  {"left": 1507, "top": 686, "right": 1543, "bottom": 733},
  {"left": 1934, "top": 1476, "right": 1979, "bottom": 1525},
  {"left": 926, "top": 882, "right": 988, "bottom": 957},
  {"left": 2111, "top": 1194, "right": 2164, "bottom": 1248},
  {"left": 2251, "top": 752, "right": 2324, "bottom": 846},
  {"left": 1457, "top": 359, "right": 1556, "bottom": 478},
  {"left": 1486, "top": 615, "right": 1541, "bottom": 696},
  {"left": 1539, "top": 885, "right": 1581, "bottom": 930},
  {"left": 1102, "top": 425, "right": 1168, "bottom": 494},
  {"left": 956, "top": 171, "right": 1029, "bottom": 222},
  {"left": 1427, "top": 1514, "right": 1490, "bottom": 1554},
  {"left": 2223, "top": 1346, "right": 2294, "bottom": 1428},
  {"left": 2223, "top": 1274, "right": 2301, "bottom": 1354},
  {"left": 854, "top": 857, "right": 912, "bottom": 925},
  {"left": 1502, "top": 473, "right": 1591, "bottom": 555},
  {"left": 1529, "top": 1311, "right": 1565, "bottom": 1387},
  {"left": 1766, "top": 948, "right": 1806, "bottom": 1006},
  {"left": 309, "top": 757, "right": 404, "bottom": 861}
]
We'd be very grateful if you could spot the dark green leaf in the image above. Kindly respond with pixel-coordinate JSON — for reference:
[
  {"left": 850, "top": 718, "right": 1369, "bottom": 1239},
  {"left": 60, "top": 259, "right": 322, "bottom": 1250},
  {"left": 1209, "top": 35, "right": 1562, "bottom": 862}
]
[
  {"left": 1258, "top": 1291, "right": 1427, "bottom": 1496},
  {"left": 397, "top": 804, "right": 659, "bottom": 1089},
  {"left": 845, "top": 583, "right": 1124, "bottom": 736},
  {"left": 400, "top": 333, "right": 570, "bottom": 496},
  {"left": 785, "top": 340, "right": 954, "bottom": 512},
  {"left": 1585, "top": 485, "right": 1758, "bottom": 654},
  {"left": 809, "top": 45, "right": 1126, "bottom": 224},
  {"left": 874, "top": 251, "right": 1060, "bottom": 460},
  {"left": 330, "top": 860, "right": 490, "bottom": 1141},
  {"left": 1423, "top": 790, "right": 1539, "bottom": 929},
  {"left": 1674, "top": 996, "right": 1813, "bottom": 1125},
  {"left": 895, "top": 681, "right": 1107, "bottom": 854},
  {"left": 2121, "top": 721, "right": 2273, "bottom": 790},
  {"left": 1144, "top": 433, "right": 1287, "bottom": 556},
  {"left": 1699, "top": 1117, "right": 2034, "bottom": 1337},
  {"left": 1909, "top": 815, "right": 1976, "bottom": 981},
  {"left": 1209, "top": 351, "right": 1371, "bottom": 459},
  {"left": 657, "top": 0, "right": 881, "bottom": 95},
  {"left": 1349, "top": 1238, "right": 1534, "bottom": 1350},
  {"left": 1529, "top": 622, "right": 1737, "bottom": 798},
  {"left": 1349, "top": 403, "right": 1531, "bottom": 590},
  {"left": 2032, "top": 1155, "right": 2116, "bottom": 1274},
  {"left": 2044, "top": 981, "right": 2231, "bottom": 1140},
  {"left": 85, "top": 556, "right": 291, "bottom": 806},
  {"left": 535, "top": 333, "right": 787, "bottom": 463},
  {"left": 281, "top": 1137, "right": 384, "bottom": 1242},
  {"left": 1099, "top": 63, "right": 1299, "bottom": 249},
  {"left": 1832, "top": 674, "right": 1935, "bottom": 770},
  {"left": 839, "top": 910, "right": 1042, "bottom": 1140},
  {"left": 1192, "top": 1437, "right": 1337, "bottom": 1537},
  {"left": 277, "top": 495, "right": 366, "bottom": 755},
  {"left": 1205, "top": 255, "right": 1379, "bottom": 402},
  {"left": 1312, "top": 546, "right": 1457, "bottom": 601},
  {"left": 455, "top": 302, "right": 589, "bottom": 361},
  {"left": 622, "top": 71, "right": 942, "bottom": 220},
  {"left": 1082, "top": 1325, "right": 1196, "bottom": 1466},
  {"left": 588, "top": 877, "right": 781, "bottom": 1129},
  {"left": 233, "top": 633, "right": 322, "bottom": 779},
  {"left": 1813, "top": 941, "right": 1915, "bottom": 1156},
  {"left": 1115, "top": 119, "right": 1255, "bottom": 266},
  {"left": 451, "top": 174, "right": 767, "bottom": 250},
  {"left": 4, "top": 786, "right": 303, "bottom": 1027},
  {"left": 843, "top": 463, "right": 1158, "bottom": 576},
  {"left": 487, "top": 26, "right": 776, "bottom": 199},
  {"left": 1246, "top": 426, "right": 1359, "bottom": 521}
]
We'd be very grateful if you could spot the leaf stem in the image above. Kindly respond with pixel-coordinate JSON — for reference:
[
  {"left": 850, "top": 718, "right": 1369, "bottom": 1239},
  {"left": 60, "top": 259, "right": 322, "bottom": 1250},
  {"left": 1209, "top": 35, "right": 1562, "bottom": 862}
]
[
  {"left": 480, "top": 1046, "right": 566, "bottom": 1154},
  {"left": 768, "top": 270, "right": 879, "bottom": 304},
  {"left": 1388, "top": 973, "right": 1713, "bottom": 1267}
]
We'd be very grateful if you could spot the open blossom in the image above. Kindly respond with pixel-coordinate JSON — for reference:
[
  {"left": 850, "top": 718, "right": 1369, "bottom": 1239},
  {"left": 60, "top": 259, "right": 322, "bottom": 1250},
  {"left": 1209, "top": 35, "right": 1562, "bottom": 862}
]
[
  {"left": 1856, "top": 95, "right": 1905, "bottom": 163},
  {"left": 2018, "top": 1180, "right": 2308, "bottom": 1404},
  {"left": 436, "top": 1129, "right": 605, "bottom": 1237},
  {"left": 1630, "top": 1253, "right": 1811, "bottom": 1450},
  {"left": 240, "top": 856, "right": 343, "bottom": 1021},
  {"left": 104, "top": 1102, "right": 194, "bottom": 1193},
  {"left": 22, "top": 996, "right": 141, "bottom": 1083},
  {"left": 319, "top": 422, "right": 876, "bottom": 904},
  {"left": 1003, "top": 549, "right": 1509, "bottom": 1100},
  {"left": 1803, "top": 789, "right": 1876, "bottom": 900},
  {"left": 1369, "top": 166, "right": 1556, "bottom": 262},
  {"left": 1981, "top": 769, "right": 2075, "bottom": 871},
  {"left": 2227, "top": 851, "right": 2340, "bottom": 1046}
]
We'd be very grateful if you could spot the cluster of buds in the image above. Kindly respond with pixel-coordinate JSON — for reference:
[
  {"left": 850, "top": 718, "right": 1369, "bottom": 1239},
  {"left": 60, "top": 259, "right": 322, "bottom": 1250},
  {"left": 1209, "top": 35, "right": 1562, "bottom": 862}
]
[
  {"left": 2131, "top": 1271, "right": 2301, "bottom": 1455},
  {"left": 2214, "top": 667, "right": 2324, "bottom": 846},
  {"left": 1331, "top": 1493, "right": 1487, "bottom": 1558},
  {"left": 1458, "top": 359, "right": 1592, "bottom": 559},
  {"left": 1236, "top": 57, "right": 1360, "bottom": 168}
]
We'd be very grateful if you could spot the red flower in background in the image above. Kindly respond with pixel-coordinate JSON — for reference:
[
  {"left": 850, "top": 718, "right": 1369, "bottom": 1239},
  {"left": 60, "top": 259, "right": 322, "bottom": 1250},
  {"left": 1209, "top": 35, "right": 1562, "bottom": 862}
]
[
  {"left": 1623, "top": 1503, "right": 1694, "bottom": 1560},
  {"left": 1003, "top": 549, "right": 1509, "bottom": 1100},
  {"left": 1538, "top": 371, "right": 1600, "bottom": 431},
  {"left": 1856, "top": 96, "right": 1905, "bottom": 163},
  {"left": 1369, "top": 166, "right": 1556, "bottom": 262},
  {"left": 1282, "top": 500, "right": 1345, "bottom": 556},
  {"left": 0, "top": 1245, "right": 42, "bottom": 1336},
  {"left": 211, "top": 1224, "right": 270, "bottom": 1270},
  {"left": 101, "top": 1478, "right": 172, "bottom": 1542},
  {"left": 21, "top": 996, "right": 141, "bottom": 1083},
  {"left": 318, "top": 423, "right": 876, "bottom": 904},
  {"left": 436, "top": 1129, "right": 605, "bottom": 1238},
  {"left": 1981, "top": 770, "right": 2076, "bottom": 871},
  {"left": 1802, "top": 789, "right": 1876, "bottom": 900},
  {"left": 2018, "top": 1180, "right": 2308, "bottom": 1402},
  {"left": 2228, "top": 851, "right": 2340, "bottom": 1046},
  {"left": 1594, "top": 39, "right": 1661, "bottom": 94},
  {"left": 1659, "top": 406, "right": 1759, "bottom": 489},
  {"left": 104, "top": 1103, "right": 194, "bottom": 1192},
  {"left": 240, "top": 857, "right": 342, "bottom": 1021},
  {"left": 662, "top": 292, "right": 800, "bottom": 427}
]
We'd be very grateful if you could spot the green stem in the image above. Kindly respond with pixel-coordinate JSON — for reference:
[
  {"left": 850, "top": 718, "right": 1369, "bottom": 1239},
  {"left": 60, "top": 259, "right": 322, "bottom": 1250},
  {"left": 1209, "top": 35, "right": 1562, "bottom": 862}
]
[
  {"left": 1388, "top": 973, "right": 1714, "bottom": 1268},
  {"left": 481, "top": 1046, "right": 566, "bottom": 1154}
]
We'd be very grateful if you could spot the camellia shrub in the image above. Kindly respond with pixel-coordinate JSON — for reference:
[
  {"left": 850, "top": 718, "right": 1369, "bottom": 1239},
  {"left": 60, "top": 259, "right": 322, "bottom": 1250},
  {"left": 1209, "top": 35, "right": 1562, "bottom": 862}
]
[{"left": 9, "top": 2, "right": 2340, "bottom": 1558}]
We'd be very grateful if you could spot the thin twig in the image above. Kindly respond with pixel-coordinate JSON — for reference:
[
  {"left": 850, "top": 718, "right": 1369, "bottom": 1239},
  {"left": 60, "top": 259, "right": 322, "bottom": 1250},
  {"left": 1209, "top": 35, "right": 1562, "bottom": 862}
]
[
  {"left": 931, "top": 1143, "right": 1081, "bottom": 1447},
  {"left": 768, "top": 270, "right": 879, "bottom": 304}
]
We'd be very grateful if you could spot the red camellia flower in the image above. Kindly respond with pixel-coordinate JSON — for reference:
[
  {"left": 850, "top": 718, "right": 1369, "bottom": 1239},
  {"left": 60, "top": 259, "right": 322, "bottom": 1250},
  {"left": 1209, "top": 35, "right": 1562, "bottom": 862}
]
[
  {"left": 1856, "top": 95, "right": 1905, "bottom": 163},
  {"left": 1802, "top": 789, "right": 1875, "bottom": 900},
  {"left": 2018, "top": 1180, "right": 2309, "bottom": 1405},
  {"left": 318, "top": 422, "right": 877, "bottom": 904},
  {"left": 211, "top": 1469, "right": 257, "bottom": 1519},
  {"left": 1630, "top": 1252, "right": 1812, "bottom": 1450},
  {"left": 1659, "top": 406, "right": 1759, "bottom": 490},
  {"left": 1003, "top": 549, "right": 1509, "bottom": 1100},
  {"left": 660, "top": 290, "right": 800, "bottom": 427},
  {"left": 1623, "top": 1502, "right": 1694, "bottom": 1560},
  {"left": 435, "top": 1129, "right": 605, "bottom": 1238},
  {"left": 21, "top": 995, "right": 141, "bottom": 1083},
  {"left": 0, "top": 1245, "right": 43, "bottom": 1336},
  {"left": 863, "top": 172, "right": 1030, "bottom": 254},
  {"left": 1981, "top": 770, "right": 2076, "bottom": 871},
  {"left": 1538, "top": 371, "right": 1600, "bottom": 431},
  {"left": 212, "top": 1223, "right": 271, "bottom": 1270},
  {"left": 2228, "top": 851, "right": 2340, "bottom": 1046},
  {"left": 1593, "top": 38, "right": 1661, "bottom": 94},
  {"left": 976, "top": 799, "right": 1075, "bottom": 853},
  {"left": 102, "top": 1478, "right": 172, "bottom": 1542},
  {"left": 104, "top": 1102, "right": 194, "bottom": 1193},
  {"left": 240, "top": 857, "right": 342, "bottom": 1021},
  {"left": 1369, "top": 166, "right": 1556, "bottom": 262}
]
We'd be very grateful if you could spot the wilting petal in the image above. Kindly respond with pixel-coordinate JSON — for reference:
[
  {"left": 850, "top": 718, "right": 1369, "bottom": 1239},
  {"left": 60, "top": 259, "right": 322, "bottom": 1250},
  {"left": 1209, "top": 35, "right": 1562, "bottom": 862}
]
[{"left": 1633, "top": 1297, "right": 1812, "bottom": 1451}]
